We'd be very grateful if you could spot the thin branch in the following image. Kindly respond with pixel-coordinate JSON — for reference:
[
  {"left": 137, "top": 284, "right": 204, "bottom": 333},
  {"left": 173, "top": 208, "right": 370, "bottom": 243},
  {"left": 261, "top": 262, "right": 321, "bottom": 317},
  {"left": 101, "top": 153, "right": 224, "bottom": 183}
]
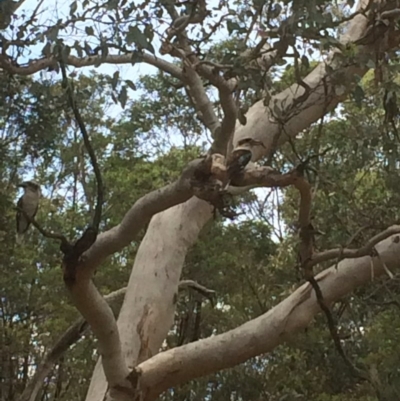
[
  {"left": 178, "top": 280, "right": 216, "bottom": 306},
  {"left": 0, "top": 52, "right": 185, "bottom": 81},
  {"left": 15, "top": 207, "right": 69, "bottom": 246},
  {"left": 182, "top": 60, "right": 221, "bottom": 137},
  {"left": 293, "top": 166, "right": 365, "bottom": 380},
  {"left": 307, "top": 225, "right": 400, "bottom": 269},
  {"left": 59, "top": 58, "right": 103, "bottom": 232}
]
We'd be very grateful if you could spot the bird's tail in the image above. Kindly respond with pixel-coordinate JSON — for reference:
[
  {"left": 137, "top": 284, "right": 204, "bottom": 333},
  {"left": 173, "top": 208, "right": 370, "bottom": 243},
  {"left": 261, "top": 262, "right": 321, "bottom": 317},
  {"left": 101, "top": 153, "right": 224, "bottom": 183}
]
[{"left": 16, "top": 233, "right": 24, "bottom": 245}]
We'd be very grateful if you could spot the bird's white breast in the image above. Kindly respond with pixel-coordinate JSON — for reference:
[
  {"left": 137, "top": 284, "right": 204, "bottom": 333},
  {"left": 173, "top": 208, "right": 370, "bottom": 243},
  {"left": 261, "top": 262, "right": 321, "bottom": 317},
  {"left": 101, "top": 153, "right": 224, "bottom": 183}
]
[{"left": 24, "top": 189, "right": 40, "bottom": 216}]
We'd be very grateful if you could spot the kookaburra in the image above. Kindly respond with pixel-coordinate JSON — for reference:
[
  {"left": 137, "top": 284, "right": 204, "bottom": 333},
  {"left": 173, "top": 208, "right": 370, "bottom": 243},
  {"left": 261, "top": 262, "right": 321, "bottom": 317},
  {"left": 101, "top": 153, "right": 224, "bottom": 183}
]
[
  {"left": 224, "top": 138, "right": 264, "bottom": 188},
  {"left": 16, "top": 181, "right": 41, "bottom": 244}
]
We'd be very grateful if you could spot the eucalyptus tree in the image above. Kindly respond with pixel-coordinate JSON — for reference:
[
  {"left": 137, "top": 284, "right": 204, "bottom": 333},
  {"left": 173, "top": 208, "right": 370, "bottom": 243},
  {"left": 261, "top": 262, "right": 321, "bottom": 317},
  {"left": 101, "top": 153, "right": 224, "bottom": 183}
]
[{"left": 1, "top": 0, "right": 400, "bottom": 400}]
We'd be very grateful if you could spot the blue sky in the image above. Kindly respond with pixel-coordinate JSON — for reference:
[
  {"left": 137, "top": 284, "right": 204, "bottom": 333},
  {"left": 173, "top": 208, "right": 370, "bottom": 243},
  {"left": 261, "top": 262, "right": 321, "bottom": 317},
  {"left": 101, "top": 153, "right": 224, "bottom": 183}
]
[{"left": 10, "top": 0, "right": 338, "bottom": 239}]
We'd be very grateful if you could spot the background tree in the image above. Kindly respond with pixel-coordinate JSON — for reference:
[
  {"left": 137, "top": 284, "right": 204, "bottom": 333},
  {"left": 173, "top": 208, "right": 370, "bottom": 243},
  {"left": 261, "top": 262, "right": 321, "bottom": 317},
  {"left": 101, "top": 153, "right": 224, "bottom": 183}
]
[{"left": 1, "top": 0, "right": 400, "bottom": 400}]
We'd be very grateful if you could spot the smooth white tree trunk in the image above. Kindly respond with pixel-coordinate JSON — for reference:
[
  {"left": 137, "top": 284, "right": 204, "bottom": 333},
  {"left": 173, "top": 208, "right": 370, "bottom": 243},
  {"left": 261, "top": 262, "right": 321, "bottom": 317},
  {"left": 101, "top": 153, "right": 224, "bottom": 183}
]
[
  {"left": 85, "top": 1, "right": 399, "bottom": 399},
  {"left": 85, "top": 198, "right": 213, "bottom": 400}
]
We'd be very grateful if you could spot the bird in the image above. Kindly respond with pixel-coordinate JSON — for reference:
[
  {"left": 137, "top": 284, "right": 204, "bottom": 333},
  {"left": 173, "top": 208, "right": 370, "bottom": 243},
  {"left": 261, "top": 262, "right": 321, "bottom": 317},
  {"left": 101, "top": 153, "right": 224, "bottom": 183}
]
[
  {"left": 224, "top": 139, "right": 265, "bottom": 188},
  {"left": 224, "top": 149, "right": 253, "bottom": 188},
  {"left": 16, "top": 180, "right": 41, "bottom": 244}
]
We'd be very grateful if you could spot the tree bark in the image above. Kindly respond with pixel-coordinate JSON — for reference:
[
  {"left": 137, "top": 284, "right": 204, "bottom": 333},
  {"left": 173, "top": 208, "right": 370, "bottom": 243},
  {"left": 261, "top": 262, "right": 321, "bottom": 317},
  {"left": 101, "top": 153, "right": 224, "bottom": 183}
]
[
  {"left": 137, "top": 233, "right": 400, "bottom": 400},
  {"left": 85, "top": 198, "right": 213, "bottom": 401},
  {"left": 85, "top": 1, "right": 400, "bottom": 399}
]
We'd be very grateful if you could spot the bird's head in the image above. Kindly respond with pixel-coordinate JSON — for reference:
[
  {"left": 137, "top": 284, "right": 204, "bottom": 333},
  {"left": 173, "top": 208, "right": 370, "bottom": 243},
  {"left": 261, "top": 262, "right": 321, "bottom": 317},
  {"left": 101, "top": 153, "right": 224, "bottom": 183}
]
[{"left": 18, "top": 181, "right": 41, "bottom": 194}]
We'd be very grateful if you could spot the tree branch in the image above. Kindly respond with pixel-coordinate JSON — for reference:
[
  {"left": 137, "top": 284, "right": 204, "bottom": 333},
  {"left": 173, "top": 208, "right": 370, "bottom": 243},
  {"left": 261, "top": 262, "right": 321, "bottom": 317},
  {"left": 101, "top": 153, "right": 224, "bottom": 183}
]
[
  {"left": 307, "top": 225, "right": 400, "bottom": 269},
  {"left": 85, "top": 1, "right": 400, "bottom": 398},
  {"left": 59, "top": 59, "right": 104, "bottom": 232},
  {"left": 19, "top": 155, "right": 220, "bottom": 397},
  {"left": 14, "top": 207, "right": 69, "bottom": 246},
  {"left": 195, "top": 64, "right": 238, "bottom": 155},
  {"left": 60, "top": 157, "right": 220, "bottom": 391},
  {"left": 233, "top": 0, "right": 400, "bottom": 160},
  {"left": 181, "top": 59, "right": 221, "bottom": 138},
  {"left": 81, "top": 157, "right": 215, "bottom": 275},
  {"left": 292, "top": 166, "right": 366, "bottom": 380},
  {"left": 178, "top": 280, "right": 216, "bottom": 306},
  {"left": 20, "top": 280, "right": 213, "bottom": 401},
  {"left": 0, "top": 52, "right": 185, "bottom": 81},
  {"left": 137, "top": 233, "right": 400, "bottom": 400}
]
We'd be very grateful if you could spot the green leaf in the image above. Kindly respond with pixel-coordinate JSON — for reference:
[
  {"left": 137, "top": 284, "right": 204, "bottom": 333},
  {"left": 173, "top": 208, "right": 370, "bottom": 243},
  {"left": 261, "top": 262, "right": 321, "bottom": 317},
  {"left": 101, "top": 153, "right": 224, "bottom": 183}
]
[
  {"left": 70, "top": 1, "right": 77, "bottom": 15},
  {"left": 100, "top": 42, "right": 109, "bottom": 60},
  {"left": 111, "top": 92, "right": 118, "bottom": 104},
  {"left": 118, "top": 85, "right": 128, "bottom": 109},
  {"left": 74, "top": 41, "right": 83, "bottom": 58},
  {"left": 125, "top": 79, "right": 136, "bottom": 91},
  {"left": 352, "top": 85, "right": 365, "bottom": 108},
  {"left": 84, "top": 42, "right": 93, "bottom": 56},
  {"left": 47, "top": 26, "right": 59, "bottom": 42},
  {"left": 366, "top": 59, "right": 376, "bottom": 69},
  {"left": 41, "top": 42, "right": 51, "bottom": 57},
  {"left": 227, "top": 20, "right": 241, "bottom": 35},
  {"left": 125, "top": 26, "right": 155, "bottom": 53},
  {"left": 85, "top": 26, "right": 94, "bottom": 36},
  {"left": 61, "top": 46, "right": 71, "bottom": 62},
  {"left": 111, "top": 71, "right": 120, "bottom": 90}
]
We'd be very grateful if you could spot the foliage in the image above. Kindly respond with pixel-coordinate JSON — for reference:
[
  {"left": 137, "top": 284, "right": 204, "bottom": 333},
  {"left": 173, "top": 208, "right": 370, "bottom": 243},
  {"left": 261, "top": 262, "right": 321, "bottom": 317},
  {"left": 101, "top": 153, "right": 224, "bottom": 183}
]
[{"left": 0, "top": 0, "right": 400, "bottom": 401}]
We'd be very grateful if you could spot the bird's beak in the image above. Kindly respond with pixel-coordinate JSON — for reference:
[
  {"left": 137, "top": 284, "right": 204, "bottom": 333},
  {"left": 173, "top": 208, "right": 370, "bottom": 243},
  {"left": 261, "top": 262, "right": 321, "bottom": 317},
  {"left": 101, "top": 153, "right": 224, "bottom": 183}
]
[{"left": 18, "top": 182, "right": 28, "bottom": 188}]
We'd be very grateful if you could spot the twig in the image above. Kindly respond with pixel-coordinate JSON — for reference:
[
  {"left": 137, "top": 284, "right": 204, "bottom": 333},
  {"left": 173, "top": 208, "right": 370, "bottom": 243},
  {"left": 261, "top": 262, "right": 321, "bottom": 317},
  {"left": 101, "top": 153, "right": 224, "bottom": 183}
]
[
  {"left": 178, "top": 280, "right": 216, "bottom": 307},
  {"left": 346, "top": 224, "right": 371, "bottom": 247},
  {"left": 308, "top": 277, "right": 368, "bottom": 380},
  {"left": 15, "top": 207, "right": 69, "bottom": 246},
  {"left": 59, "top": 57, "right": 103, "bottom": 232}
]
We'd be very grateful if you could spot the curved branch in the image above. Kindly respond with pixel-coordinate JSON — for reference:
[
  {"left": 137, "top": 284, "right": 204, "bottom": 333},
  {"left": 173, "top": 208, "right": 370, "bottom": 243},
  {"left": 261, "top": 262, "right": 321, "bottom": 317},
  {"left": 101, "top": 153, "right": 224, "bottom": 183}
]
[
  {"left": 59, "top": 59, "right": 103, "bottom": 232},
  {"left": 233, "top": 0, "right": 400, "bottom": 160},
  {"left": 15, "top": 207, "right": 69, "bottom": 246},
  {"left": 81, "top": 157, "right": 210, "bottom": 275},
  {"left": 308, "top": 225, "right": 400, "bottom": 269},
  {"left": 195, "top": 64, "right": 238, "bottom": 155},
  {"left": 20, "top": 279, "right": 214, "bottom": 401},
  {"left": 19, "top": 286, "right": 127, "bottom": 401},
  {"left": 292, "top": 168, "right": 365, "bottom": 379},
  {"left": 65, "top": 157, "right": 217, "bottom": 390},
  {"left": 0, "top": 52, "right": 185, "bottom": 81},
  {"left": 137, "top": 233, "right": 400, "bottom": 400}
]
